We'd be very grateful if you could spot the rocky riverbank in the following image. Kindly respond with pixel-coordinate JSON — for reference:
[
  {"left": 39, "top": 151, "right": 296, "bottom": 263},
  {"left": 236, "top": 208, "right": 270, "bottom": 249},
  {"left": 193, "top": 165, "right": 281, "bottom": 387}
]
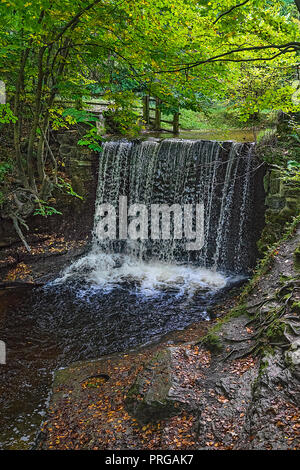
[{"left": 37, "top": 222, "right": 300, "bottom": 450}]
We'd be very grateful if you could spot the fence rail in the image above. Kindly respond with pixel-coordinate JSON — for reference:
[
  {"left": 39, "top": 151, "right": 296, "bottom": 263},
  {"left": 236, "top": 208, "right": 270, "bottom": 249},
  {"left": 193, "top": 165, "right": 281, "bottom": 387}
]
[{"left": 54, "top": 95, "right": 181, "bottom": 133}]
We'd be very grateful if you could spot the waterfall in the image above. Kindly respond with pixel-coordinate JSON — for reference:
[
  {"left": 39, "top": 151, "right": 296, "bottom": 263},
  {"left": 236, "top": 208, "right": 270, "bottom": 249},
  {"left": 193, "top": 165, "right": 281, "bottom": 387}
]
[{"left": 92, "top": 138, "right": 262, "bottom": 274}]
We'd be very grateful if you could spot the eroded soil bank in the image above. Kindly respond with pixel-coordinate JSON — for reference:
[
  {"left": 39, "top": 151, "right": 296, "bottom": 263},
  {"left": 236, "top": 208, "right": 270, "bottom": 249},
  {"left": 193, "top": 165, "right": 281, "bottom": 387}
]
[{"left": 37, "top": 225, "right": 300, "bottom": 451}]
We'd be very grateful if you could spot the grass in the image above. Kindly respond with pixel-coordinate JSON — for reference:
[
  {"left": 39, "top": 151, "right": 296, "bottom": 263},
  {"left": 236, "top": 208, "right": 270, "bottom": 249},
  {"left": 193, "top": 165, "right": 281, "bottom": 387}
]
[
  {"left": 159, "top": 103, "right": 276, "bottom": 132},
  {"left": 160, "top": 106, "right": 241, "bottom": 131}
]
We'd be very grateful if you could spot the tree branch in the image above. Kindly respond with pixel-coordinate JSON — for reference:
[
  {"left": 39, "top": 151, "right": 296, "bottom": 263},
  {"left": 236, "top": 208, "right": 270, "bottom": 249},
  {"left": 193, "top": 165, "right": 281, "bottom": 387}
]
[
  {"left": 213, "top": 0, "right": 251, "bottom": 24},
  {"left": 146, "top": 42, "right": 300, "bottom": 75},
  {"left": 50, "top": 0, "right": 104, "bottom": 45}
]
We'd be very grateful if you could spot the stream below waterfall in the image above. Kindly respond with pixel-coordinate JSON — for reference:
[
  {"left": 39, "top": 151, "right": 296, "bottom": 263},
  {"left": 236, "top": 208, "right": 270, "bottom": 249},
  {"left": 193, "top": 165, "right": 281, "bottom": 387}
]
[
  {"left": 0, "top": 265, "right": 244, "bottom": 449},
  {"left": 0, "top": 137, "right": 266, "bottom": 449}
]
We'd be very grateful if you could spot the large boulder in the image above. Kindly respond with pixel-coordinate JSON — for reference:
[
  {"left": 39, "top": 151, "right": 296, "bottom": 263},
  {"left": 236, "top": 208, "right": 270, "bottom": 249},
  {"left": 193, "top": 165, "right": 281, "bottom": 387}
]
[{"left": 125, "top": 348, "right": 191, "bottom": 424}]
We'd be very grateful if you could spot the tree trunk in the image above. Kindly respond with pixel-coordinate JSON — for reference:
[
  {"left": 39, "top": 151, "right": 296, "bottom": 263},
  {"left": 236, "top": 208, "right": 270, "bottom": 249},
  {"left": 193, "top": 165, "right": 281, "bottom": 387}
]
[
  {"left": 13, "top": 50, "right": 30, "bottom": 188},
  {"left": 27, "top": 47, "right": 45, "bottom": 189}
]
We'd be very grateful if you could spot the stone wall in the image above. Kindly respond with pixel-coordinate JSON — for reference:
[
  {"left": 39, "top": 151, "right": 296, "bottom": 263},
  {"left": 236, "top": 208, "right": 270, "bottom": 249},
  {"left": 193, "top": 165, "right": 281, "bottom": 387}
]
[
  {"left": 258, "top": 168, "right": 300, "bottom": 252},
  {"left": 50, "top": 129, "right": 99, "bottom": 240}
]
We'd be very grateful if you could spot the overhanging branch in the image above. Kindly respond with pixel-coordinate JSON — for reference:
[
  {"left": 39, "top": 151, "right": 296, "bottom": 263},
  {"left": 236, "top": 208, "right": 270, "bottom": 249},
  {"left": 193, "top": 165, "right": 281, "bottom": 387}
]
[
  {"left": 145, "top": 42, "right": 300, "bottom": 75},
  {"left": 213, "top": 0, "right": 251, "bottom": 24}
]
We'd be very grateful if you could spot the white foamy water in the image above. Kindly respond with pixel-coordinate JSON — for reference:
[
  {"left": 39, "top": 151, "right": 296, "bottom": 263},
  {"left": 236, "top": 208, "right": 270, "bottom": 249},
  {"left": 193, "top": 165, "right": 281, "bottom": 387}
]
[{"left": 55, "top": 252, "right": 227, "bottom": 297}]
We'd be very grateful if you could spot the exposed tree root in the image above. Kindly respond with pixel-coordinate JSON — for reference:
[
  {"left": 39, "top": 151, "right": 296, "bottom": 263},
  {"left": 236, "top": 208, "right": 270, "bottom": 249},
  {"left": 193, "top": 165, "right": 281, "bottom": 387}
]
[
  {"left": 221, "top": 278, "right": 300, "bottom": 362},
  {"left": 10, "top": 214, "right": 31, "bottom": 252}
]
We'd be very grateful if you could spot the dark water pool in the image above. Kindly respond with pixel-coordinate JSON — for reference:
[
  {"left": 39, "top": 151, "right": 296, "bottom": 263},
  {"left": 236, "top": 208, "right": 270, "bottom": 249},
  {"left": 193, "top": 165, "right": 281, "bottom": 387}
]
[{"left": 0, "top": 270, "right": 244, "bottom": 449}]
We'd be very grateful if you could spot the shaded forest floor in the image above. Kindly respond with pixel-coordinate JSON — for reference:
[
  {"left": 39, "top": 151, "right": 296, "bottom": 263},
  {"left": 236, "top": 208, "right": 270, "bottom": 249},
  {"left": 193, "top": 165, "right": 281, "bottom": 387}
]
[{"left": 0, "top": 234, "right": 89, "bottom": 284}]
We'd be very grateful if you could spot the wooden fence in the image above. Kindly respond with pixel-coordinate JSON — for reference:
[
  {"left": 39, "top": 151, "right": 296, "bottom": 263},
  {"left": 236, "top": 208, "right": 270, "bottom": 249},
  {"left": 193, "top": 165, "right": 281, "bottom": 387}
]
[
  {"left": 142, "top": 96, "right": 180, "bottom": 133},
  {"left": 54, "top": 95, "right": 180, "bottom": 134}
]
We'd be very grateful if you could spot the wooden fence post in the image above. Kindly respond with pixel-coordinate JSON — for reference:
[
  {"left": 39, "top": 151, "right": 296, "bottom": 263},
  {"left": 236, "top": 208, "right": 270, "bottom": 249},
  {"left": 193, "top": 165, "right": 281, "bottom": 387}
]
[
  {"left": 154, "top": 97, "right": 161, "bottom": 130},
  {"left": 143, "top": 95, "right": 150, "bottom": 124},
  {"left": 173, "top": 111, "right": 180, "bottom": 134},
  {"left": 75, "top": 96, "right": 83, "bottom": 110}
]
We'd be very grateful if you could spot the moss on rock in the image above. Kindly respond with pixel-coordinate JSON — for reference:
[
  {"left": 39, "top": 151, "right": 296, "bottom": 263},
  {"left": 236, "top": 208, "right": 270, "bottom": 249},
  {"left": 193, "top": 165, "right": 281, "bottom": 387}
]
[
  {"left": 294, "top": 244, "right": 300, "bottom": 271},
  {"left": 125, "top": 349, "right": 182, "bottom": 424}
]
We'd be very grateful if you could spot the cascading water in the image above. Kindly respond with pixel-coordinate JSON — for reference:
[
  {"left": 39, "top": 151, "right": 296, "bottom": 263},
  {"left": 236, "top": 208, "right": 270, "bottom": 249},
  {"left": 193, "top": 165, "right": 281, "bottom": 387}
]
[
  {"left": 95, "top": 138, "right": 260, "bottom": 270},
  {"left": 61, "top": 138, "right": 263, "bottom": 294},
  {"left": 0, "top": 137, "right": 266, "bottom": 449}
]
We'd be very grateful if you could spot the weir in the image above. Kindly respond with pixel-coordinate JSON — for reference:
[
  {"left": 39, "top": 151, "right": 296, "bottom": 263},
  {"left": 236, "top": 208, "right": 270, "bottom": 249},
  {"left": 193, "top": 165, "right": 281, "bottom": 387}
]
[{"left": 93, "top": 138, "right": 265, "bottom": 274}]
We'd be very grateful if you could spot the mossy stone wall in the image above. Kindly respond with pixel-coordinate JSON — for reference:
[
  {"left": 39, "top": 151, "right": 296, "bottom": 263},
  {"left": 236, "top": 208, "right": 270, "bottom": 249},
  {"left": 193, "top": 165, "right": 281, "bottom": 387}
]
[{"left": 258, "top": 169, "right": 300, "bottom": 252}]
